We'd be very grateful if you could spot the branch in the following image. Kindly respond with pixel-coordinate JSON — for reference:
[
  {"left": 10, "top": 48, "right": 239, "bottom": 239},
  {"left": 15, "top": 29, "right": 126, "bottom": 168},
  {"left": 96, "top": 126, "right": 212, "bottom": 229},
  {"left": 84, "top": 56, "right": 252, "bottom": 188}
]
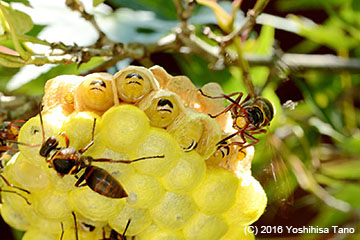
[
  {"left": 65, "top": 0, "right": 109, "bottom": 46},
  {"left": 247, "top": 53, "right": 360, "bottom": 73},
  {"left": 0, "top": 93, "right": 42, "bottom": 121}
]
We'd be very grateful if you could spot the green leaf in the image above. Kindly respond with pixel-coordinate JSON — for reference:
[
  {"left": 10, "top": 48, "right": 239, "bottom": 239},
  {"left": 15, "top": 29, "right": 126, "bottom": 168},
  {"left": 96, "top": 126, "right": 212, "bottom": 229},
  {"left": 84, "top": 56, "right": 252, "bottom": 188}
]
[
  {"left": 175, "top": 54, "right": 232, "bottom": 89},
  {"left": 321, "top": 160, "right": 360, "bottom": 180},
  {"left": 253, "top": 24, "right": 275, "bottom": 55},
  {"left": 275, "top": 0, "right": 342, "bottom": 12},
  {"left": 0, "top": 2, "right": 33, "bottom": 34},
  {"left": 93, "top": 0, "right": 105, "bottom": 7},
  {"left": 97, "top": 8, "right": 176, "bottom": 43},
  {"left": 296, "top": 18, "right": 358, "bottom": 50},
  {"left": 310, "top": 183, "right": 360, "bottom": 229},
  {"left": 339, "top": 135, "right": 360, "bottom": 156},
  {"left": 352, "top": 0, "right": 360, "bottom": 12},
  {"left": 106, "top": 0, "right": 177, "bottom": 20},
  {"left": 3, "top": 0, "right": 30, "bottom": 6}
]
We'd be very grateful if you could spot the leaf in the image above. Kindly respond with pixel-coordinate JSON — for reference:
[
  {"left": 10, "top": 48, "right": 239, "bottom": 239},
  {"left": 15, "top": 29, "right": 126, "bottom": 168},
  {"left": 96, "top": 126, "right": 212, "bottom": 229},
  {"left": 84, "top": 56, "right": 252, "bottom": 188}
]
[
  {"left": 352, "top": 0, "right": 360, "bottom": 12},
  {"left": 93, "top": 0, "right": 105, "bottom": 7},
  {"left": 3, "top": 0, "right": 30, "bottom": 6},
  {"left": 106, "top": 0, "right": 177, "bottom": 20},
  {"left": 175, "top": 54, "right": 232, "bottom": 88},
  {"left": 197, "top": 0, "right": 232, "bottom": 32},
  {"left": 275, "top": 0, "right": 342, "bottom": 12},
  {"left": 0, "top": 2, "right": 33, "bottom": 34},
  {"left": 12, "top": 0, "right": 98, "bottom": 46},
  {"left": 310, "top": 183, "right": 360, "bottom": 228},
  {"left": 0, "top": 18, "right": 4, "bottom": 34},
  {"left": 0, "top": 45, "right": 18, "bottom": 55},
  {"left": 320, "top": 160, "right": 360, "bottom": 180},
  {"left": 96, "top": 8, "right": 176, "bottom": 43},
  {"left": 338, "top": 135, "right": 360, "bottom": 156},
  {"left": 292, "top": 15, "right": 358, "bottom": 50}
]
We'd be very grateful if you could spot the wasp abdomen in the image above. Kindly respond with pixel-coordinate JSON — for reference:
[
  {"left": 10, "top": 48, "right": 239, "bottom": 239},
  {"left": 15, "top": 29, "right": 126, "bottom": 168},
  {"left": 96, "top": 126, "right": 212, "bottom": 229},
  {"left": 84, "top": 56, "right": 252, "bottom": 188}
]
[{"left": 85, "top": 166, "right": 127, "bottom": 199}]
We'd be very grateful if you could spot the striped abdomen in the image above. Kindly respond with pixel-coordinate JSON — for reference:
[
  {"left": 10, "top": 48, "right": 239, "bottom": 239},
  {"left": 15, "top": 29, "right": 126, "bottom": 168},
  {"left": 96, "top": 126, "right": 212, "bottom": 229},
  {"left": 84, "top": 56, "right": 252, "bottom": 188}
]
[{"left": 84, "top": 166, "right": 127, "bottom": 198}]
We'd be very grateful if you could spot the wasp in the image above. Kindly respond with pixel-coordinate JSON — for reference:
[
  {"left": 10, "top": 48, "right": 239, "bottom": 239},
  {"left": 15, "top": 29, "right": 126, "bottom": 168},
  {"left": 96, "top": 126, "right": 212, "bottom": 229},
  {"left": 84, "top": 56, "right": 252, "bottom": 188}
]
[
  {"left": 0, "top": 120, "right": 25, "bottom": 153},
  {"left": 199, "top": 90, "right": 274, "bottom": 150},
  {"left": 36, "top": 110, "right": 164, "bottom": 198},
  {"left": 0, "top": 120, "right": 31, "bottom": 205}
]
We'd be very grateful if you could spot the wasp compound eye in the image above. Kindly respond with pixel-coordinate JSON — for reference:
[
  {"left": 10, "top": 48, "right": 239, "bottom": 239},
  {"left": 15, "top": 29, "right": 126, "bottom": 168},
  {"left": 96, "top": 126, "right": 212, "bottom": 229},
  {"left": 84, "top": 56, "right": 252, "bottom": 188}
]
[{"left": 39, "top": 136, "right": 59, "bottom": 157}]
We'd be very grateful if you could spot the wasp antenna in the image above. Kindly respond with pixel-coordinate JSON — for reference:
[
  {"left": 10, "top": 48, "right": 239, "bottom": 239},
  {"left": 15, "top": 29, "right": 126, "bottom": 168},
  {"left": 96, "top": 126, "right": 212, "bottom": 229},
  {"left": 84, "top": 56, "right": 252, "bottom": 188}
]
[
  {"left": 132, "top": 155, "right": 165, "bottom": 162},
  {"left": 5, "top": 140, "right": 40, "bottom": 148},
  {"left": 39, "top": 101, "right": 46, "bottom": 142},
  {"left": 91, "top": 118, "right": 96, "bottom": 141},
  {"left": 0, "top": 189, "right": 31, "bottom": 205}
]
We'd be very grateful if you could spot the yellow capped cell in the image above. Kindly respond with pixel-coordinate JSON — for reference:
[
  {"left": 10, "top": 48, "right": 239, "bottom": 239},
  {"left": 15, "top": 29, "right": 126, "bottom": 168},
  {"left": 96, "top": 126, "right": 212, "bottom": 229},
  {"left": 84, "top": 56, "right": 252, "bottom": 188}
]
[
  {"left": 138, "top": 224, "right": 185, "bottom": 240},
  {"left": 108, "top": 202, "right": 152, "bottom": 236},
  {"left": 220, "top": 224, "right": 255, "bottom": 240},
  {"left": 69, "top": 187, "right": 121, "bottom": 222},
  {"left": 17, "top": 114, "right": 64, "bottom": 162},
  {"left": 0, "top": 203, "right": 30, "bottom": 231},
  {"left": 60, "top": 111, "right": 100, "bottom": 150},
  {"left": 48, "top": 171, "right": 77, "bottom": 193},
  {"left": 28, "top": 210, "right": 73, "bottom": 234},
  {"left": 12, "top": 155, "right": 50, "bottom": 192},
  {"left": 123, "top": 173, "right": 164, "bottom": 208},
  {"left": 134, "top": 128, "right": 180, "bottom": 177},
  {"left": 161, "top": 151, "right": 206, "bottom": 193},
  {"left": 33, "top": 189, "right": 72, "bottom": 220},
  {"left": 150, "top": 192, "right": 197, "bottom": 230},
  {"left": 100, "top": 105, "right": 150, "bottom": 152},
  {"left": 56, "top": 227, "right": 102, "bottom": 240},
  {"left": 192, "top": 167, "right": 238, "bottom": 215},
  {"left": 22, "top": 228, "right": 57, "bottom": 240},
  {"left": 182, "top": 213, "right": 228, "bottom": 240},
  {"left": 1, "top": 155, "right": 32, "bottom": 209},
  {"left": 224, "top": 174, "right": 267, "bottom": 226},
  {"left": 90, "top": 148, "right": 135, "bottom": 183}
]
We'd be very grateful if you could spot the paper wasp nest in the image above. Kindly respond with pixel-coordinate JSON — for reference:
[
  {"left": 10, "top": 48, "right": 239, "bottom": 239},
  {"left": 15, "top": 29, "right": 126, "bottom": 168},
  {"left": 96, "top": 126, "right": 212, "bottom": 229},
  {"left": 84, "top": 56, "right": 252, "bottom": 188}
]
[{"left": 0, "top": 66, "right": 267, "bottom": 240}]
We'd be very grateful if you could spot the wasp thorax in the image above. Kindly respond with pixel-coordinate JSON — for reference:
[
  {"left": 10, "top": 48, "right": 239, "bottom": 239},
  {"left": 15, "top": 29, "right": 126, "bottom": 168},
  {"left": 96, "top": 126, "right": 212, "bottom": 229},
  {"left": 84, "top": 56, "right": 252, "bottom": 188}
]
[
  {"left": 75, "top": 73, "right": 114, "bottom": 113},
  {"left": 114, "top": 66, "right": 158, "bottom": 103},
  {"left": 235, "top": 116, "right": 247, "bottom": 129}
]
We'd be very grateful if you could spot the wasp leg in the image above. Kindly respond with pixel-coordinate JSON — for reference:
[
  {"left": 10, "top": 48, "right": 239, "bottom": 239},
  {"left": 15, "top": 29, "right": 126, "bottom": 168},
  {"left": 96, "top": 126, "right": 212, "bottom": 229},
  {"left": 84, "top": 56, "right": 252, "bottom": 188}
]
[
  {"left": 72, "top": 212, "right": 79, "bottom": 240},
  {"left": 0, "top": 174, "right": 30, "bottom": 194},
  {"left": 60, "top": 222, "right": 64, "bottom": 240},
  {"left": 74, "top": 171, "right": 87, "bottom": 188},
  {"left": 79, "top": 118, "right": 97, "bottom": 154},
  {"left": 92, "top": 155, "right": 165, "bottom": 164}
]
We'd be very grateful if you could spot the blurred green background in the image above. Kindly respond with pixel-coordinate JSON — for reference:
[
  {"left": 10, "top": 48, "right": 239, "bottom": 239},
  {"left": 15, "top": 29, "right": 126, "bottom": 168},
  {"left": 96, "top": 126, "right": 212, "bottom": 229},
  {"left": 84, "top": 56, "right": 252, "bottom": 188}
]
[{"left": 0, "top": 0, "right": 359, "bottom": 239}]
